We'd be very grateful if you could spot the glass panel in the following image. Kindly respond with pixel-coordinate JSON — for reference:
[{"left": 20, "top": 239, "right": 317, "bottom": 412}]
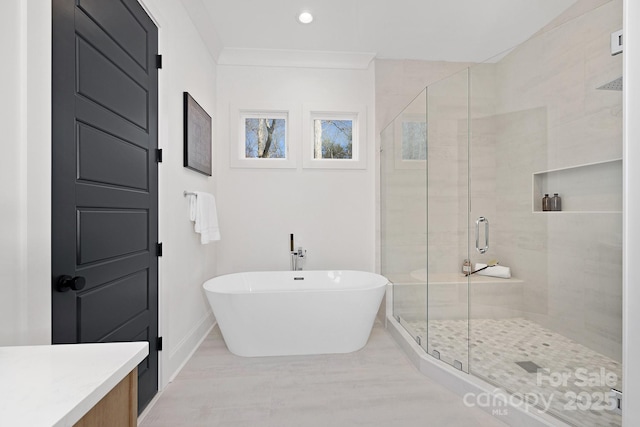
[
  {"left": 468, "top": 2, "right": 623, "bottom": 426},
  {"left": 381, "top": 90, "right": 427, "bottom": 345},
  {"left": 381, "top": 3, "right": 622, "bottom": 425},
  {"left": 426, "top": 68, "right": 470, "bottom": 371}
]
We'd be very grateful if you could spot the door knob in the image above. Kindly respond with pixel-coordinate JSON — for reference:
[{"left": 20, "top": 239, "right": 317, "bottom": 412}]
[{"left": 57, "top": 275, "right": 86, "bottom": 292}]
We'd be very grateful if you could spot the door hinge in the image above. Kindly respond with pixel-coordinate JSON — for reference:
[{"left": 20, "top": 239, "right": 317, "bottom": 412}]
[
  {"left": 156, "top": 148, "right": 163, "bottom": 163},
  {"left": 156, "top": 54, "right": 162, "bottom": 69},
  {"left": 156, "top": 336, "right": 163, "bottom": 351},
  {"left": 156, "top": 242, "right": 163, "bottom": 257}
]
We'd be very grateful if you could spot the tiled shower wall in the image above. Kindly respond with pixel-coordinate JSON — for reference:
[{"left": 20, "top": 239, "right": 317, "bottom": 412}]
[
  {"left": 488, "top": 0, "right": 623, "bottom": 361},
  {"left": 378, "top": 0, "right": 622, "bottom": 361}
]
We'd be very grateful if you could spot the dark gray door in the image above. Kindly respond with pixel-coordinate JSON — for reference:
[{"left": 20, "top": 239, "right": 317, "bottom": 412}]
[{"left": 52, "top": 0, "right": 159, "bottom": 412}]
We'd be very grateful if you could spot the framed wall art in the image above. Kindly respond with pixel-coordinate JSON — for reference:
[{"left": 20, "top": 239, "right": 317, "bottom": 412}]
[{"left": 183, "top": 92, "right": 212, "bottom": 176}]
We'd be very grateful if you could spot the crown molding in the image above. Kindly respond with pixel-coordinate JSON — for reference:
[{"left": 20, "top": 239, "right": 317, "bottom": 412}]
[{"left": 217, "top": 48, "right": 376, "bottom": 70}]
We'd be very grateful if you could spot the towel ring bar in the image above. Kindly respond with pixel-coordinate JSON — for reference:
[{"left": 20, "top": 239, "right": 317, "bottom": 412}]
[{"left": 184, "top": 191, "right": 197, "bottom": 197}]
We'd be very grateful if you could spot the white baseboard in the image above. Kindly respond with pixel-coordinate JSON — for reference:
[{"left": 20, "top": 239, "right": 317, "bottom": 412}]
[
  {"left": 138, "top": 311, "right": 216, "bottom": 424},
  {"left": 167, "top": 312, "right": 216, "bottom": 384}
]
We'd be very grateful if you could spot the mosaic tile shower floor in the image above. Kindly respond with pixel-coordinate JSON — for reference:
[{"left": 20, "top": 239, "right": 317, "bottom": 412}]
[{"left": 406, "top": 317, "right": 622, "bottom": 427}]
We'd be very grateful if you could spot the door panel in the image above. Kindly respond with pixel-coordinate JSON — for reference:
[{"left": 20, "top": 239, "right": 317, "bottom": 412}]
[
  {"left": 77, "top": 123, "right": 149, "bottom": 190},
  {"left": 77, "top": 0, "right": 150, "bottom": 68},
  {"left": 52, "top": 0, "right": 159, "bottom": 412},
  {"left": 77, "top": 38, "right": 149, "bottom": 129},
  {"left": 77, "top": 209, "right": 148, "bottom": 264},
  {"left": 74, "top": 10, "right": 149, "bottom": 84},
  {"left": 78, "top": 271, "right": 149, "bottom": 342},
  {"left": 76, "top": 96, "right": 149, "bottom": 145}
]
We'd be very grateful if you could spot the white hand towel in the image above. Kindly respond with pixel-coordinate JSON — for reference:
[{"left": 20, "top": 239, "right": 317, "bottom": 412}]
[
  {"left": 189, "top": 192, "right": 221, "bottom": 244},
  {"left": 474, "top": 263, "right": 511, "bottom": 279}
]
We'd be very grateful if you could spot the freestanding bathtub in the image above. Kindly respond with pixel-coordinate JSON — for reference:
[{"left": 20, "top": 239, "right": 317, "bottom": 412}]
[{"left": 203, "top": 270, "right": 388, "bottom": 357}]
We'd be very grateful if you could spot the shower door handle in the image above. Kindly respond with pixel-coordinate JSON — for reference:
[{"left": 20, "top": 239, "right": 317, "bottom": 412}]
[{"left": 475, "top": 217, "right": 489, "bottom": 254}]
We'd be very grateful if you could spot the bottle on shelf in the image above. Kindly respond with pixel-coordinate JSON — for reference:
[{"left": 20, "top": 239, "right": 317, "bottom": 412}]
[
  {"left": 551, "top": 193, "right": 562, "bottom": 211},
  {"left": 462, "top": 259, "right": 472, "bottom": 276},
  {"left": 542, "top": 194, "right": 551, "bottom": 211}
]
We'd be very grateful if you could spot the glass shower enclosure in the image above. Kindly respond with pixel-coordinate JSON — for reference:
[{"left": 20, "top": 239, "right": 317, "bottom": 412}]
[{"left": 381, "top": 2, "right": 623, "bottom": 426}]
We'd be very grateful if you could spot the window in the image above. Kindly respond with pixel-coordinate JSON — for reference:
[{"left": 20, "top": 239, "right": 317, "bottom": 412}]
[
  {"left": 230, "top": 108, "right": 296, "bottom": 168},
  {"left": 313, "top": 119, "right": 353, "bottom": 159},
  {"left": 244, "top": 117, "right": 286, "bottom": 159},
  {"left": 393, "top": 115, "right": 427, "bottom": 170},
  {"left": 303, "top": 105, "right": 366, "bottom": 169},
  {"left": 401, "top": 121, "right": 427, "bottom": 160}
]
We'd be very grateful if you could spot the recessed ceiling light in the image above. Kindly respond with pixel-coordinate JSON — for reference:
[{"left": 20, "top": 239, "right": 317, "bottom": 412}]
[{"left": 298, "top": 11, "right": 313, "bottom": 24}]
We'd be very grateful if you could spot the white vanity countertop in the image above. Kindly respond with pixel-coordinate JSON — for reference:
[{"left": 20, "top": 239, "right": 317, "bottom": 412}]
[{"left": 0, "top": 341, "right": 148, "bottom": 427}]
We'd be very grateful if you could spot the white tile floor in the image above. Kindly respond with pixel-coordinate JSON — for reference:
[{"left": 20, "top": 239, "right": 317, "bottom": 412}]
[{"left": 140, "top": 321, "right": 508, "bottom": 427}]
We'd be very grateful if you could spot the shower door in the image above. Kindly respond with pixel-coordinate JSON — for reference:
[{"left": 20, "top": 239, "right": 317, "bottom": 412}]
[
  {"left": 465, "top": 8, "right": 623, "bottom": 423},
  {"left": 381, "top": 90, "right": 428, "bottom": 345},
  {"left": 426, "top": 68, "right": 470, "bottom": 371},
  {"left": 384, "top": 2, "right": 623, "bottom": 425}
]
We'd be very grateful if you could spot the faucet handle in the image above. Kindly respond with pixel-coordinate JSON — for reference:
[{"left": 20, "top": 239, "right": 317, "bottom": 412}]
[{"left": 294, "top": 247, "right": 306, "bottom": 271}]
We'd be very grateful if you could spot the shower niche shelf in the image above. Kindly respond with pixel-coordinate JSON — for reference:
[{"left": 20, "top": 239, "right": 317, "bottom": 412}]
[{"left": 532, "top": 159, "right": 622, "bottom": 213}]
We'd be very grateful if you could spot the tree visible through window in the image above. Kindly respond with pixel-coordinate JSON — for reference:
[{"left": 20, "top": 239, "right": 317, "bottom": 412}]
[
  {"left": 313, "top": 119, "right": 353, "bottom": 159},
  {"left": 245, "top": 118, "right": 286, "bottom": 158}
]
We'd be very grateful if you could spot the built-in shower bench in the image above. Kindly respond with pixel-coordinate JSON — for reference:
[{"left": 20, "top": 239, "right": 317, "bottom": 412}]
[
  {"left": 386, "top": 271, "right": 524, "bottom": 321},
  {"left": 386, "top": 270, "right": 523, "bottom": 285}
]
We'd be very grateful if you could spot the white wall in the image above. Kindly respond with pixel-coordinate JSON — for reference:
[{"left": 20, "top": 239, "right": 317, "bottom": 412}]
[
  {"left": 0, "top": 0, "right": 25, "bottom": 345},
  {"left": 0, "top": 0, "right": 51, "bottom": 346},
  {"left": 138, "top": 0, "right": 218, "bottom": 386},
  {"left": 623, "top": 0, "right": 640, "bottom": 423},
  {"left": 216, "top": 64, "right": 376, "bottom": 275}
]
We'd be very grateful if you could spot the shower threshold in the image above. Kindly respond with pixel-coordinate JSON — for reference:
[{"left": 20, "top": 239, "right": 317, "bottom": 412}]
[{"left": 386, "top": 314, "right": 621, "bottom": 427}]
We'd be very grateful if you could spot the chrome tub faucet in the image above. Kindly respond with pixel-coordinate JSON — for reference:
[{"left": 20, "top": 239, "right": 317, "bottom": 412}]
[{"left": 290, "top": 234, "right": 306, "bottom": 271}]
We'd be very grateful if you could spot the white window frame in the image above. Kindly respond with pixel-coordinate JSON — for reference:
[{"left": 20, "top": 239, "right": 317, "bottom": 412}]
[
  {"left": 230, "top": 106, "right": 297, "bottom": 169},
  {"left": 302, "top": 104, "right": 367, "bottom": 169}
]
